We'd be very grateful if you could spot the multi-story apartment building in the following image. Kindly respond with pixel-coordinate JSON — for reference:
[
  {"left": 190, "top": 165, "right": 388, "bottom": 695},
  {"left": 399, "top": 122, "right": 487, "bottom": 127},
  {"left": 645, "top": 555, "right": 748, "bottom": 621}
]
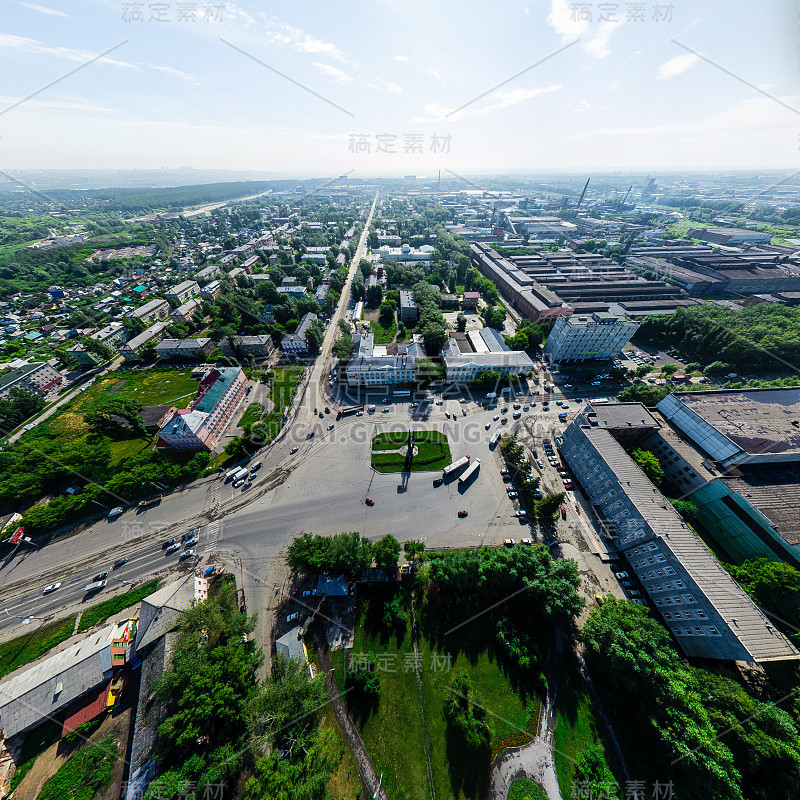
[
  {"left": 129, "top": 298, "right": 170, "bottom": 326},
  {"left": 543, "top": 312, "right": 639, "bottom": 364},
  {"left": 281, "top": 313, "right": 317, "bottom": 355},
  {"left": 399, "top": 290, "right": 418, "bottom": 323},
  {"left": 154, "top": 338, "right": 214, "bottom": 361},
  {"left": 558, "top": 403, "right": 798, "bottom": 663},
  {"left": 200, "top": 280, "right": 222, "bottom": 300},
  {"left": 169, "top": 298, "right": 203, "bottom": 324},
  {"left": 164, "top": 280, "right": 199, "bottom": 306},
  {"left": 90, "top": 321, "right": 128, "bottom": 349},
  {"left": 119, "top": 322, "right": 169, "bottom": 361},
  {"left": 157, "top": 366, "right": 248, "bottom": 451}
]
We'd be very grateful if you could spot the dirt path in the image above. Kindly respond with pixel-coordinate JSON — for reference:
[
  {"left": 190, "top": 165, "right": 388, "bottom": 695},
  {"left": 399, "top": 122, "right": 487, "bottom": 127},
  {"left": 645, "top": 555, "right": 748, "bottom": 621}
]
[
  {"left": 315, "top": 638, "right": 388, "bottom": 800},
  {"left": 486, "top": 634, "right": 565, "bottom": 800},
  {"left": 410, "top": 591, "right": 435, "bottom": 800}
]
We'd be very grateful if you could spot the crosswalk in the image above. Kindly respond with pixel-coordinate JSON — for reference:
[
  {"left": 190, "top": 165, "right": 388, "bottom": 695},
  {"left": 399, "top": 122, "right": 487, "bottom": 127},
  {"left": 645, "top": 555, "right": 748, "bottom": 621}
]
[{"left": 205, "top": 521, "right": 220, "bottom": 553}]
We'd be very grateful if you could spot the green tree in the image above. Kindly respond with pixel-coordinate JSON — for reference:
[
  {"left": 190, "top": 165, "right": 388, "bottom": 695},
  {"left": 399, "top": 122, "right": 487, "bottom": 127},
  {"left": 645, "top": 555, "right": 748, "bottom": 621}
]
[
  {"left": 456, "top": 313, "right": 467, "bottom": 332},
  {"left": 415, "top": 357, "right": 445, "bottom": 385},
  {"left": 366, "top": 283, "right": 383, "bottom": 307},
  {"left": 631, "top": 448, "right": 664, "bottom": 484},
  {"left": 379, "top": 300, "right": 396, "bottom": 327},
  {"left": 84, "top": 397, "right": 147, "bottom": 438},
  {"left": 81, "top": 336, "right": 116, "bottom": 363},
  {"left": 304, "top": 319, "right": 325, "bottom": 354},
  {"left": 403, "top": 539, "right": 425, "bottom": 560},
  {"left": 373, "top": 534, "right": 401, "bottom": 571},
  {"left": 535, "top": 491, "right": 565, "bottom": 520}
]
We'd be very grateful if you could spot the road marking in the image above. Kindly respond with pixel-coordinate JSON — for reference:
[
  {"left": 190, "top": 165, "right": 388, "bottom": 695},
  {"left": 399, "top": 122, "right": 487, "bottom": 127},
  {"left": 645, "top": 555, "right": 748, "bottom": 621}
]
[{"left": 205, "top": 521, "right": 220, "bottom": 553}]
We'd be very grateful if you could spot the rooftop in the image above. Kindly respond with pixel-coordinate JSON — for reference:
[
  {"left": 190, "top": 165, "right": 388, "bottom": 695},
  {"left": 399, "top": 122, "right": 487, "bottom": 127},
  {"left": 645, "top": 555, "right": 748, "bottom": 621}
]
[
  {"left": 581, "top": 427, "right": 798, "bottom": 663},
  {"left": 664, "top": 388, "right": 800, "bottom": 459}
]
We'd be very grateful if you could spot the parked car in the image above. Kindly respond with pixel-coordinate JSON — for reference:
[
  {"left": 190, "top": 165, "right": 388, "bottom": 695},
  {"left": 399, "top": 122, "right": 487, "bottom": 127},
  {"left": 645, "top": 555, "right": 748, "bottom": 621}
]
[
  {"left": 501, "top": 417, "right": 508, "bottom": 424},
  {"left": 286, "top": 612, "right": 299, "bottom": 623},
  {"left": 42, "top": 582, "right": 61, "bottom": 595},
  {"left": 327, "top": 423, "right": 334, "bottom": 430},
  {"left": 520, "top": 538, "right": 532, "bottom": 545},
  {"left": 162, "top": 538, "right": 176, "bottom": 549},
  {"left": 615, "top": 571, "right": 629, "bottom": 580},
  {"left": 290, "top": 447, "right": 299, "bottom": 454},
  {"left": 365, "top": 497, "right": 374, "bottom": 506},
  {"left": 433, "top": 478, "right": 443, "bottom": 487},
  {"left": 561, "top": 506, "right": 567, "bottom": 519},
  {"left": 178, "top": 549, "right": 196, "bottom": 561},
  {"left": 458, "top": 509, "right": 468, "bottom": 518},
  {"left": 503, "top": 538, "right": 514, "bottom": 547},
  {"left": 93, "top": 572, "right": 108, "bottom": 582},
  {"left": 507, "top": 490, "right": 518, "bottom": 499}
]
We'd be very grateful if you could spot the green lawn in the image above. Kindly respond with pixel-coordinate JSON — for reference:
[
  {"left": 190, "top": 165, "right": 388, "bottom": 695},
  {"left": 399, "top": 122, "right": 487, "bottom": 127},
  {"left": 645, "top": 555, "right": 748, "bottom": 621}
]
[
  {"left": 508, "top": 777, "right": 548, "bottom": 799},
  {"left": 252, "top": 365, "right": 303, "bottom": 445},
  {"left": 37, "top": 735, "right": 117, "bottom": 800},
  {"left": 371, "top": 430, "right": 451, "bottom": 473},
  {"left": 0, "top": 616, "right": 76, "bottom": 680},
  {"left": 239, "top": 402, "right": 264, "bottom": 429},
  {"left": 371, "top": 318, "right": 397, "bottom": 344},
  {"left": 33, "top": 368, "right": 199, "bottom": 443},
  {"left": 78, "top": 580, "right": 159, "bottom": 632},
  {"left": 553, "top": 658, "right": 617, "bottom": 798},
  {"left": 332, "top": 587, "right": 541, "bottom": 800}
]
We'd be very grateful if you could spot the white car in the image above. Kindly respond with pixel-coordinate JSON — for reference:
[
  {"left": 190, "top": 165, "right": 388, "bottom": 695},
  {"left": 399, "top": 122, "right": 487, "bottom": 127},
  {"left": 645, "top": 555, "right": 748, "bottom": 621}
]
[
  {"left": 42, "top": 582, "right": 61, "bottom": 595},
  {"left": 493, "top": 415, "right": 500, "bottom": 421}
]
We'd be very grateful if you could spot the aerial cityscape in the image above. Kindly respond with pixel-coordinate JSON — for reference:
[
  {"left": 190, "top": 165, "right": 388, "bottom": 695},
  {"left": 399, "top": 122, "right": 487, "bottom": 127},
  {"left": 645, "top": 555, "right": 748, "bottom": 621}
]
[{"left": 0, "top": 2, "right": 798, "bottom": 800}]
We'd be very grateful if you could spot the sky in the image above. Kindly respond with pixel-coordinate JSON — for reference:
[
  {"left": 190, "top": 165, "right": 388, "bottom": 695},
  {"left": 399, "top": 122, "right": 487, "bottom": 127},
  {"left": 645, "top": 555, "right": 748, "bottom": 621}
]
[{"left": 0, "top": 0, "right": 798, "bottom": 175}]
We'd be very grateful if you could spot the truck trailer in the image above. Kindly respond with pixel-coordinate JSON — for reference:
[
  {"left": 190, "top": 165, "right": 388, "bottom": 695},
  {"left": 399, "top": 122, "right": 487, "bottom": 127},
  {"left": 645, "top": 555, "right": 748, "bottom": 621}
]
[{"left": 443, "top": 455, "right": 471, "bottom": 478}]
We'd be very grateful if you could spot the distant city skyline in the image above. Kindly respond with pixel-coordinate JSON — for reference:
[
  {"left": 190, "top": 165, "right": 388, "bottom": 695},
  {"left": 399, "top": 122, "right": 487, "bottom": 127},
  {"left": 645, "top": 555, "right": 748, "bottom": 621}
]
[{"left": 0, "top": 0, "right": 797, "bottom": 172}]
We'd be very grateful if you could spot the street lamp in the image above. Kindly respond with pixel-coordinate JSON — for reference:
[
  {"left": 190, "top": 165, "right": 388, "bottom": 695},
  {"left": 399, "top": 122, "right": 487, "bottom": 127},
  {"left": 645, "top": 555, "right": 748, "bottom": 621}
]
[{"left": 4, "top": 608, "right": 48, "bottom": 625}]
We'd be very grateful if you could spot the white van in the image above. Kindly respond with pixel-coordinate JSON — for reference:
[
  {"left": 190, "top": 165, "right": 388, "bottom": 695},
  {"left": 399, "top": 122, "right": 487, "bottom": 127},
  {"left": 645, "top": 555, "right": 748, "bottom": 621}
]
[{"left": 367, "top": 405, "right": 376, "bottom": 413}]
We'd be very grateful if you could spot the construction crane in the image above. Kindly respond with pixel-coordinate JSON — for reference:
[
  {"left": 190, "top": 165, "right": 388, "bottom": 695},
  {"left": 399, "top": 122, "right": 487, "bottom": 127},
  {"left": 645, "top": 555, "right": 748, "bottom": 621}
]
[
  {"left": 619, "top": 186, "right": 632, "bottom": 208},
  {"left": 575, "top": 178, "right": 590, "bottom": 209}
]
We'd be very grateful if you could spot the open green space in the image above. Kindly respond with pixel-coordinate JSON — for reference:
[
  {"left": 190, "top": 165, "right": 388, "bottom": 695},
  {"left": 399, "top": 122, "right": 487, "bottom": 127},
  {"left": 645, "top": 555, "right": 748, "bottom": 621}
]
[
  {"left": 251, "top": 365, "right": 303, "bottom": 445},
  {"left": 332, "top": 582, "right": 544, "bottom": 800},
  {"left": 0, "top": 615, "right": 76, "bottom": 680},
  {"left": 77, "top": 579, "right": 159, "bottom": 632},
  {"left": 371, "top": 430, "right": 451, "bottom": 473},
  {"left": 553, "top": 656, "right": 618, "bottom": 798},
  {"left": 508, "top": 777, "right": 548, "bottom": 800},
  {"left": 34, "top": 368, "right": 198, "bottom": 443},
  {"left": 371, "top": 318, "right": 397, "bottom": 343},
  {"left": 37, "top": 735, "right": 117, "bottom": 800},
  {"left": 239, "top": 402, "right": 264, "bottom": 430}
]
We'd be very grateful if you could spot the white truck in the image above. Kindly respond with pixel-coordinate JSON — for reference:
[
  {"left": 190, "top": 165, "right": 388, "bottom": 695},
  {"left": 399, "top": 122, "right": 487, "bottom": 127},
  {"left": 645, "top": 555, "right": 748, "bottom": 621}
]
[
  {"left": 458, "top": 458, "right": 481, "bottom": 485},
  {"left": 443, "top": 455, "right": 471, "bottom": 478},
  {"left": 84, "top": 579, "right": 107, "bottom": 593}
]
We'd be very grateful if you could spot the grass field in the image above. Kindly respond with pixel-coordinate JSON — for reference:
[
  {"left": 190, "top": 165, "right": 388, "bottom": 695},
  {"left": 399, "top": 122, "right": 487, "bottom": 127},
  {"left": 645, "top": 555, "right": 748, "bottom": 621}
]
[
  {"left": 508, "top": 777, "right": 548, "bottom": 799},
  {"left": 37, "top": 735, "right": 117, "bottom": 800},
  {"left": 77, "top": 580, "right": 159, "bottom": 632},
  {"left": 371, "top": 430, "right": 451, "bottom": 473},
  {"left": 34, "top": 368, "right": 199, "bottom": 443},
  {"left": 371, "top": 318, "right": 397, "bottom": 344},
  {"left": 255, "top": 365, "right": 303, "bottom": 444},
  {"left": 553, "top": 657, "right": 617, "bottom": 798},
  {"left": 333, "top": 587, "right": 540, "bottom": 800},
  {"left": 239, "top": 402, "right": 264, "bottom": 429},
  {"left": 0, "top": 616, "right": 76, "bottom": 680}
]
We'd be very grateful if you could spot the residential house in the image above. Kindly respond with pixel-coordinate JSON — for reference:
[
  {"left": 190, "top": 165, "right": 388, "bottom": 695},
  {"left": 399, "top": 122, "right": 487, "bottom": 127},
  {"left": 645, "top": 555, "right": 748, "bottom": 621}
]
[
  {"left": 129, "top": 298, "right": 170, "bottom": 326},
  {"left": 154, "top": 338, "right": 214, "bottom": 361},
  {"left": 281, "top": 313, "right": 318, "bottom": 355}
]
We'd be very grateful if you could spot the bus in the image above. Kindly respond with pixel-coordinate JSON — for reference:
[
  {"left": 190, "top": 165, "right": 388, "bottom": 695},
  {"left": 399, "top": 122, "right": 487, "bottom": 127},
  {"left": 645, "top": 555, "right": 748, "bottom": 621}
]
[
  {"left": 489, "top": 430, "right": 502, "bottom": 447},
  {"left": 443, "top": 455, "right": 470, "bottom": 478},
  {"left": 393, "top": 390, "right": 411, "bottom": 398},
  {"left": 458, "top": 458, "right": 481, "bottom": 486}
]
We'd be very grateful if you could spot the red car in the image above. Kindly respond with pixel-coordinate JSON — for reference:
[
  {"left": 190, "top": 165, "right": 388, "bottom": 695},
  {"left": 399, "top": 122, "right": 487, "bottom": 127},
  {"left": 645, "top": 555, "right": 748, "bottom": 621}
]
[
  {"left": 365, "top": 497, "right": 374, "bottom": 506},
  {"left": 561, "top": 506, "right": 567, "bottom": 519},
  {"left": 564, "top": 482, "right": 574, "bottom": 490},
  {"left": 458, "top": 510, "right": 468, "bottom": 518}
]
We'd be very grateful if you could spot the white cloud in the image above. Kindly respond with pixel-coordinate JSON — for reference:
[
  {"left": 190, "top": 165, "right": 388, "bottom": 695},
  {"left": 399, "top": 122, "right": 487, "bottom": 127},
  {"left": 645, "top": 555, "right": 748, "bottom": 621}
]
[
  {"left": 15, "top": 2, "right": 69, "bottom": 17},
  {"left": 377, "top": 79, "right": 403, "bottom": 94},
  {"left": 0, "top": 33, "right": 137, "bottom": 69},
  {"left": 657, "top": 53, "right": 700, "bottom": 79},
  {"left": 146, "top": 65, "right": 202, "bottom": 85},
  {"left": 547, "top": 0, "right": 588, "bottom": 42},
  {"left": 311, "top": 62, "right": 353, "bottom": 83},
  {"left": 265, "top": 22, "right": 347, "bottom": 63},
  {"left": 414, "top": 84, "right": 561, "bottom": 121},
  {"left": 584, "top": 20, "right": 622, "bottom": 59},
  {"left": 394, "top": 55, "right": 410, "bottom": 62},
  {"left": 423, "top": 67, "right": 444, "bottom": 84}
]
